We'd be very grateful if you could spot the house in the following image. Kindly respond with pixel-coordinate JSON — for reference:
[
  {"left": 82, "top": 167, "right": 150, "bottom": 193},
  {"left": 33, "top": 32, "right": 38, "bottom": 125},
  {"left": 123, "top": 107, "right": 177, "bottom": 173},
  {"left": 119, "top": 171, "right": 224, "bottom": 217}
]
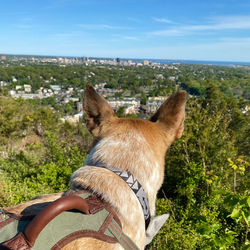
[
  {"left": 66, "top": 87, "right": 74, "bottom": 94},
  {"left": 156, "top": 74, "right": 165, "bottom": 80},
  {"left": 12, "top": 77, "right": 17, "bottom": 82},
  {"left": 77, "top": 102, "right": 83, "bottom": 112},
  {"left": 146, "top": 96, "right": 165, "bottom": 114},
  {"left": 9, "top": 90, "right": 16, "bottom": 96},
  {"left": 50, "top": 85, "right": 61, "bottom": 91},
  {"left": 16, "top": 85, "right": 22, "bottom": 90},
  {"left": 107, "top": 97, "right": 140, "bottom": 113},
  {"left": 61, "top": 112, "right": 83, "bottom": 124},
  {"left": 124, "top": 105, "right": 137, "bottom": 115},
  {"left": 0, "top": 81, "right": 8, "bottom": 86},
  {"left": 168, "top": 76, "right": 176, "bottom": 81},
  {"left": 69, "top": 97, "right": 80, "bottom": 102},
  {"left": 24, "top": 84, "right": 32, "bottom": 93}
]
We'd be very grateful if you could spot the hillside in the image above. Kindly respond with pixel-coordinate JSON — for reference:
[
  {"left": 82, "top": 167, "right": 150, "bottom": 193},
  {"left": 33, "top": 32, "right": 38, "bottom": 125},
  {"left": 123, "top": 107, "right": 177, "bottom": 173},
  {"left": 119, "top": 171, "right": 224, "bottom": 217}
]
[{"left": 0, "top": 84, "right": 249, "bottom": 249}]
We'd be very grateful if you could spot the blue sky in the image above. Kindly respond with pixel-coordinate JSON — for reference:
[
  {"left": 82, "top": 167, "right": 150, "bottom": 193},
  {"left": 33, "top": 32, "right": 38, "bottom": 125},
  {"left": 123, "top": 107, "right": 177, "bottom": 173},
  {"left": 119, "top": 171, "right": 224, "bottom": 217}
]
[{"left": 1, "top": 0, "right": 250, "bottom": 62}]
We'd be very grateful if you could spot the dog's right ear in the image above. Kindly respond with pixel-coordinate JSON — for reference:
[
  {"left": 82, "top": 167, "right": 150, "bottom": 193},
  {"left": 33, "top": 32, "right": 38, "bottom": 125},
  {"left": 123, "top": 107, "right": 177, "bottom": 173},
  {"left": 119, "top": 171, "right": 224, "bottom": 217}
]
[
  {"left": 83, "top": 84, "right": 116, "bottom": 134},
  {"left": 150, "top": 91, "right": 186, "bottom": 140}
]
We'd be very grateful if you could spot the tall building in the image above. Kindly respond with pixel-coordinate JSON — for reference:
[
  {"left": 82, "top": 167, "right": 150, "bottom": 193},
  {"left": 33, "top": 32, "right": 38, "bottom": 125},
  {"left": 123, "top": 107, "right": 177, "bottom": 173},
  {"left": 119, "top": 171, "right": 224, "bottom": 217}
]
[{"left": 0, "top": 54, "right": 6, "bottom": 60}]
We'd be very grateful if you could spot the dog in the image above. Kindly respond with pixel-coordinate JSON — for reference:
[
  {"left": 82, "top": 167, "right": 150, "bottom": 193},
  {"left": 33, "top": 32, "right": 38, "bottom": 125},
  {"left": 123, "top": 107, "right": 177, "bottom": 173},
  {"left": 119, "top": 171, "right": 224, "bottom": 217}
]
[{"left": 2, "top": 84, "right": 186, "bottom": 249}]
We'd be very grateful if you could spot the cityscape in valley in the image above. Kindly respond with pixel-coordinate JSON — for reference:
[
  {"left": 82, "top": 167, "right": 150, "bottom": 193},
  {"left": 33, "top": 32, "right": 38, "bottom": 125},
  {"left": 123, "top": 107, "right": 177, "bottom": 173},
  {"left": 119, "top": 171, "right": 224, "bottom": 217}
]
[{"left": 1, "top": 54, "right": 249, "bottom": 123}]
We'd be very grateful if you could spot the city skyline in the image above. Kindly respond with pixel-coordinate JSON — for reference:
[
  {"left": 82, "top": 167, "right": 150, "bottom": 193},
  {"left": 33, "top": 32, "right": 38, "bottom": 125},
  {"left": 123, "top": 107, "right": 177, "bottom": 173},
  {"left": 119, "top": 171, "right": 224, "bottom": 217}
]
[{"left": 1, "top": 0, "right": 250, "bottom": 62}]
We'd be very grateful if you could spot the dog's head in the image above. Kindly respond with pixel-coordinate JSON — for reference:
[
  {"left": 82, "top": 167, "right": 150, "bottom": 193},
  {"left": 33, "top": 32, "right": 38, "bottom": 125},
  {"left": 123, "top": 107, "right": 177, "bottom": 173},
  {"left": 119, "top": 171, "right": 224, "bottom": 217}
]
[
  {"left": 82, "top": 83, "right": 186, "bottom": 196},
  {"left": 83, "top": 83, "right": 186, "bottom": 156}
]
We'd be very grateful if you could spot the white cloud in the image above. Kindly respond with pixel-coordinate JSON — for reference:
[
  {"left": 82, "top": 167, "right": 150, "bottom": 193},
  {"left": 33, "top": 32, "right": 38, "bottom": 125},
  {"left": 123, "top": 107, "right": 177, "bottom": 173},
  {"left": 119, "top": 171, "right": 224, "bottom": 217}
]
[
  {"left": 123, "top": 36, "right": 139, "bottom": 40},
  {"left": 151, "top": 15, "right": 250, "bottom": 36},
  {"left": 209, "top": 15, "right": 250, "bottom": 30},
  {"left": 78, "top": 23, "right": 131, "bottom": 30},
  {"left": 52, "top": 31, "right": 83, "bottom": 38},
  {"left": 153, "top": 17, "right": 174, "bottom": 24},
  {"left": 150, "top": 28, "right": 187, "bottom": 36}
]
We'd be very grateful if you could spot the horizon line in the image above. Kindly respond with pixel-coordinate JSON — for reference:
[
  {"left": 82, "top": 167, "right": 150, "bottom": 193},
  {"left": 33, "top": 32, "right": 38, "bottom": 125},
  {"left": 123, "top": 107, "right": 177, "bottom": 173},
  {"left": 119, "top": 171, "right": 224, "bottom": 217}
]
[{"left": 1, "top": 52, "right": 250, "bottom": 65}]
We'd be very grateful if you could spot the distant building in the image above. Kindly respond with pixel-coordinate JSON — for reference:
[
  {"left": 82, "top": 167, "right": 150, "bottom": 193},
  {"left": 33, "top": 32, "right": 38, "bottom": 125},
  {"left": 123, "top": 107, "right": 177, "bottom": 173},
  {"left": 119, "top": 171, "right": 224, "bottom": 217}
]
[
  {"left": 94, "top": 83, "right": 106, "bottom": 89},
  {"left": 124, "top": 105, "right": 137, "bottom": 115},
  {"left": 12, "top": 77, "right": 17, "bottom": 82},
  {"left": 24, "top": 84, "right": 32, "bottom": 93},
  {"left": 146, "top": 97, "right": 165, "bottom": 114},
  {"left": 0, "top": 54, "right": 6, "bottom": 60},
  {"left": 168, "top": 76, "right": 176, "bottom": 81},
  {"left": 108, "top": 97, "right": 140, "bottom": 113},
  {"left": 82, "top": 56, "right": 88, "bottom": 62},
  {"left": 116, "top": 58, "right": 121, "bottom": 64},
  {"left": 9, "top": 91, "right": 43, "bottom": 99},
  {"left": 9, "top": 90, "right": 16, "bottom": 96},
  {"left": 64, "top": 58, "right": 69, "bottom": 64},
  {"left": 16, "top": 85, "right": 22, "bottom": 90},
  {"left": 66, "top": 87, "right": 74, "bottom": 94},
  {"left": 61, "top": 112, "right": 83, "bottom": 124},
  {"left": 57, "top": 57, "right": 63, "bottom": 63},
  {"left": 77, "top": 102, "right": 83, "bottom": 112},
  {"left": 156, "top": 74, "right": 165, "bottom": 80},
  {"left": 148, "top": 96, "right": 165, "bottom": 101},
  {"left": 0, "top": 81, "right": 8, "bottom": 86},
  {"left": 69, "top": 97, "right": 80, "bottom": 102},
  {"left": 50, "top": 85, "right": 61, "bottom": 91}
]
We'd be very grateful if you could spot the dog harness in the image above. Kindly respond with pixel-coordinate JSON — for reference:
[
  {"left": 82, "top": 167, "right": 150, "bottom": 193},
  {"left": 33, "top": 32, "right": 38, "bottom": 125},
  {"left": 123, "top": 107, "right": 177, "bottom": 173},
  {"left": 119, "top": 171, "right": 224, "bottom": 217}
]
[
  {"left": 0, "top": 190, "right": 139, "bottom": 250},
  {"left": 93, "top": 165, "right": 151, "bottom": 229}
]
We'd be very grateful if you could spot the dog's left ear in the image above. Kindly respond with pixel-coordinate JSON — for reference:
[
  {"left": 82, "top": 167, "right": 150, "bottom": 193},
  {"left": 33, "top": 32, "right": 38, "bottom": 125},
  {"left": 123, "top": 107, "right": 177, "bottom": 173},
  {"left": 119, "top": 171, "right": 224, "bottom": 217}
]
[
  {"left": 150, "top": 91, "right": 186, "bottom": 139},
  {"left": 83, "top": 84, "right": 116, "bottom": 134}
]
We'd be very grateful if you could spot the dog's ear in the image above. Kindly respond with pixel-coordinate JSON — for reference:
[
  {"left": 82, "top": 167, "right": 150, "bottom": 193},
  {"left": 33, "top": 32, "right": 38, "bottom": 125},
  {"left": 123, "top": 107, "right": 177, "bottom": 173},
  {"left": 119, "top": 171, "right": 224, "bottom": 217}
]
[
  {"left": 83, "top": 84, "right": 116, "bottom": 133},
  {"left": 150, "top": 91, "right": 186, "bottom": 139}
]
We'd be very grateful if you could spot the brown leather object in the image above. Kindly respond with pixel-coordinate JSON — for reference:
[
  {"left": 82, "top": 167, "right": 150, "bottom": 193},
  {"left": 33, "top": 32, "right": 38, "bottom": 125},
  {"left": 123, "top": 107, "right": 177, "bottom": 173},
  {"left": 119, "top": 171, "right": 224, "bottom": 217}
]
[
  {"left": 24, "top": 195, "right": 90, "bottom": 247},
  {"left": 1, "top": 232, "right": 30, "bottom": 250}
]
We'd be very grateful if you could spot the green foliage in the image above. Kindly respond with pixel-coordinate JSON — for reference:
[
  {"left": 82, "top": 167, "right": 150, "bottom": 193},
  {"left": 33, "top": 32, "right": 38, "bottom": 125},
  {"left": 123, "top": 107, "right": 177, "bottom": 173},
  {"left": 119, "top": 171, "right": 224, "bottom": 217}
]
[
  {"left": 0, "top": 97, "right": 90, "bottom": 206},
  {"left": 140, "top": 91, "right": 147, "bottom": 105},
  {"left": 152, "top": 86, "right": 249, "bottom": 249},
  {"left": 1, "top": 63, "right": 249, "bottom": 100},
  {"left": 150, "top": 199, "right": 199, "bottom": 250},
  {"left": 0, "top": 131, "right": 87, "bottom": 206},
  {"left": 0, "top": 64, "right": 249, "bottom": 248},
  {"left": 0, "top": 97, "right": 60, "bottom": 142}
]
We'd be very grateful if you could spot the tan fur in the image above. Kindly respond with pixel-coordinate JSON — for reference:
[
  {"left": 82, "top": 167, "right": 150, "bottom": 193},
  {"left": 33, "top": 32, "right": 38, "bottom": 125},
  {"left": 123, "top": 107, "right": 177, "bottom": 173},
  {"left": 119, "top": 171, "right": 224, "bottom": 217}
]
[
  {"left": 62, "top": 238, "right": 121, "bottom": 250},
  {"left": 3, "top": 84, "right": 186, "bottom": 250},
  {"left": 4, "top": 193, "right": 64, "bottom": 215}
]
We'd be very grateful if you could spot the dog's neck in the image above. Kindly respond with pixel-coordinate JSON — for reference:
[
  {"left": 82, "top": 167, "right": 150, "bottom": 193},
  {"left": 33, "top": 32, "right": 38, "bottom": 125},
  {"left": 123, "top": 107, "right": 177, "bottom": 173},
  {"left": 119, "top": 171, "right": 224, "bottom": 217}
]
[
  {"left": 71, "top": 165, "right": 147, "bottom": 247},
  {"left": 92, "top": 164, "right": 151, "bottom": 228},
  {"left": 84, "top": 131, "right": 166, "bottom": 215}
]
